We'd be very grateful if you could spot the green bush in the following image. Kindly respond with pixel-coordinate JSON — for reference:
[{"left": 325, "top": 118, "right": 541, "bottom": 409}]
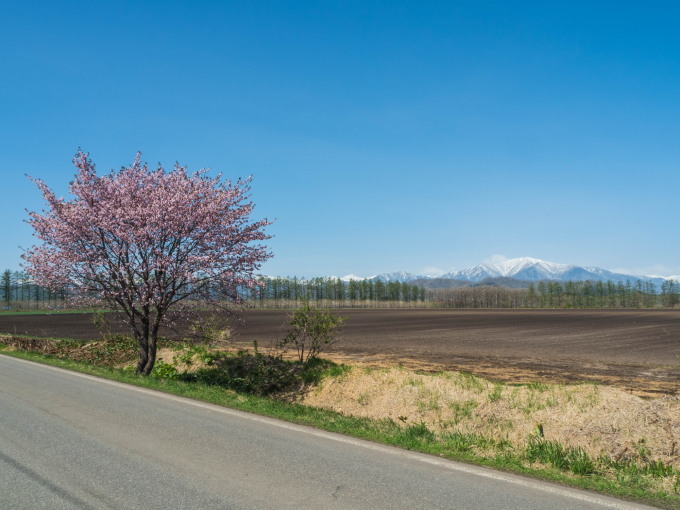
[
  {"left": 151, "top": 359, "right": 179, "bottom": 378},
  {"left": 278, "top": 300, "right": 344, "bottom": 364}
]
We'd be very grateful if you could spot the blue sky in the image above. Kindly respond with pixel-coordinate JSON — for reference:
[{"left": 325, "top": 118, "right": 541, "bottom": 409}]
[{"left": 2, "top": 1, "right": 679, "bottom": 278}]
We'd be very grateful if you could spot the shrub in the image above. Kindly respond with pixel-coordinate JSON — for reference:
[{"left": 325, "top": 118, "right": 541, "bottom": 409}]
[
  {"left": 188, "top": 315, "right": 232, "bottom": 345},
  {"left": 278, "top": 300, "right": 344, "bottom": 364}
]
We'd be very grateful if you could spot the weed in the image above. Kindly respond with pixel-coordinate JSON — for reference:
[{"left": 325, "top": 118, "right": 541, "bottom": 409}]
[
  {"left": 401, "top": 421, "right": 435, "bottom": 442},
  {"left": 415, "top": 388, "right": 441, "bottom": 413},
  {"left": 488, "top": 382, "right": 503, "bottom": 402},
  {"left": 566, "top": 447, "right": 596, "bottom": 476},
  {"left": 578, "top": 385, "right": 600, "bottom": 411},
  {"left": 357, "top": 392, "right": 372, "bottom": 406},
  {"left": 455, "top": 371, "right": 485, "bottom": 392},
  {"left": 533, "top": 423, "right": 544, "bottom": 438},
  {"left": 526, "top": 381, "right": 549, "bottom": 392},
  {"left": 603, "top": 454, "right": 678, "bottom": 480},
  {"left": 444, "top": 431, "right": 477, "bottom": 453},
  {"left": 171, "top": 343, "right": 217, "bottom": 367},
  {"left": 405, "top": 377, "right": 424, "bottom": 388},
  {"left": 517, "top": 392, "right": 548, "bottom": 415},
  {"left": 449, "top": 399, "right": 477, "bottom": 423},
  {"left": 526, "top": 437, "right": 596, "bottom": 475},
  {"left": 151, "top": 359, "right": 179, "bottom": 378},
  {"left": 545, "top": 396, "right": 559, "bottom": 407},
  {"left": 636, "top": 438, "right": 652, "bottom": 462},
  {"left": 645, "top": 460, "right": 675, "bottom": 478},
  {"left": 486, "top": 415, "right": 514, "bottom": 431},
  {"left": 324, "top": 362, "right": 351, "bottom": 379},
  {"left": 526, "top": 437, "right": 569, "bottom": 470},
  {"left": 444, "top": 431, "right": 508, "bottom": 455}
]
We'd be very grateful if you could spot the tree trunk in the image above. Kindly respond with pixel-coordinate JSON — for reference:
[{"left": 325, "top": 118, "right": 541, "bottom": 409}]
[
  {"left": 139, "top": 316, "right": 162, "bottom": 375},
  {"left": 135, "top": 329, "right": 149, "bottom": 374},
  {"left": 141, "top": 332, "right": 157, "bottom": 375},
  {"left": 129, "top": 311, "right": 162, "bottom": 375}
]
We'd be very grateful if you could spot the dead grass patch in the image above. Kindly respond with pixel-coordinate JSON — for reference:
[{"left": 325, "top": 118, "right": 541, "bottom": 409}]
[{"left": 300, "top": 366, "right": 680, "bottom": 470}]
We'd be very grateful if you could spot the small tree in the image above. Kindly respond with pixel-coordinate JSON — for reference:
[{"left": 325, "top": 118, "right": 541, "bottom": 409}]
[
  {"left": 1, "top": 269, "right": 12, "bottom": 309},
  {"left": 279, "top": 300, "right": 344, "bottom": 364},
  {"left": 23, "top": 150, "right": 271, "bottom": 374}
]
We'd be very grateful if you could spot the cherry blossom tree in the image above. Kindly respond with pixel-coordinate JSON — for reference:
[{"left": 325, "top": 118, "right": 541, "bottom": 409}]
[{"left": 23, "top": 150, "right": 271, "bottom": 374}]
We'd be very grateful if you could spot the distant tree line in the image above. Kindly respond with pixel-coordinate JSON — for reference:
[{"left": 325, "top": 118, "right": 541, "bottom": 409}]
[
  {"left": 3, "top": 267, "right": 678, "bottom": 310},
  {"left": 427, "top": 279, "right": 680, "bottom": 309},
  {"left": 0, "top": 271, "right": 427, "bottom": 310},
  {"left": 1, "top": 269, "right": 68, "bottom": 310},
  {"left": 248, "top": 277, "right": 426, "bottom": 308}
]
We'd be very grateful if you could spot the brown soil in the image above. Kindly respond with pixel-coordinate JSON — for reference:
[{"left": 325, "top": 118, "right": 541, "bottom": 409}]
[{"left": 2, "top": 309, "right": 678, "bottom": 396}]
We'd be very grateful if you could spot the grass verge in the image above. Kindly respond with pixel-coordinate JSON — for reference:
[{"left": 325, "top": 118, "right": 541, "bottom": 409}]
[{"left": 0, "top": 342, "right": 677, "bottom": 509}]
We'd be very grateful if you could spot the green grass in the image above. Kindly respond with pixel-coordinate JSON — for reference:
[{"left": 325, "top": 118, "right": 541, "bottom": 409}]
[{"left": 0, "top": 344, "right": 678, "bottom": 509}]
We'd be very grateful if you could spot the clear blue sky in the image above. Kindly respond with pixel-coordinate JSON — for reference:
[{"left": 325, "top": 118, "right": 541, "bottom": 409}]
[{"left": 2, "top": 1, "right": 679, "bottom": 278}]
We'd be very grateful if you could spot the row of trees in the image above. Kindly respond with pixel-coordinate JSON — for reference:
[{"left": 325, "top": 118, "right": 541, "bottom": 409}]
[
  {"left": 427, "top": 279, "right": 680, "bottom": 309},
  {"left": 1, "top": 270, "right": 68, "bottom": 310},
  {"left": 4, "top": 269, "right": 679, "bottom": 311},
  {"left": 524, "top": 279, "right": 678, "bottom": 308},
  {"left": 249, "top": 277, "right": 427, "bottom": 307},
  {"left": 0, "top": 271, "right": 427, "bottom": 310}
]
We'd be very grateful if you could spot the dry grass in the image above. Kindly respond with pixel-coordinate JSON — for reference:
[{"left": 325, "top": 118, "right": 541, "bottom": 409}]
[{"left": 299, "top": 366, "right": 680, "bottom": 470}]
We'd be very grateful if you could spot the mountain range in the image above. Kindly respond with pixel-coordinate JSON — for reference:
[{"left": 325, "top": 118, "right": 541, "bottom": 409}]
[{"left": 341, "top": 257, "right": 680, "bottom": 286}]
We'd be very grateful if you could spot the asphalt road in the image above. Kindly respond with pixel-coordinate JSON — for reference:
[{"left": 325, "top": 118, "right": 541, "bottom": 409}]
[{"left": 0, "top": 355, "right": 654, "bottom": 510}]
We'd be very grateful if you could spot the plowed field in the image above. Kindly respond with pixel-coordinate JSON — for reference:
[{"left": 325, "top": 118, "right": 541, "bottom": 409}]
[{"left": 2, "top": 309, "right": 678, "bottom": 395}]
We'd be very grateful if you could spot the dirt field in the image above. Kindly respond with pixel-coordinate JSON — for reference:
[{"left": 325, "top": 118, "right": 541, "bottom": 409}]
[{"left": 2, "top": 309, "right": 678, "bottom": 395}]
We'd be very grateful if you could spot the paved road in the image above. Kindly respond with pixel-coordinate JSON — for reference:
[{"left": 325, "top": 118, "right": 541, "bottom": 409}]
[{"left": 0, "top": 355, "right": 653, "bottom": 509}]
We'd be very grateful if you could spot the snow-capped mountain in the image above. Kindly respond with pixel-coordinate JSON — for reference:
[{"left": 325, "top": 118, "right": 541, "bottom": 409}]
[
  {"left": 339, "top": 274, "right": 373, "bottom": 282},
  {"left": 371, "top": 271, "right": 420, "bottom": 283},
  {"left": 442, "top": 257, "right": 609, "bottom": 282},
  {"left": 368, "top": 257, "right": 678, "bottom": 285}
]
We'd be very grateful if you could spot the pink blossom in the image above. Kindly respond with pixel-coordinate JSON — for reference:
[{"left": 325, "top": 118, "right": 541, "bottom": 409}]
[{"left": 23, "top": 150, "right": 272, "bottom": 374}]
